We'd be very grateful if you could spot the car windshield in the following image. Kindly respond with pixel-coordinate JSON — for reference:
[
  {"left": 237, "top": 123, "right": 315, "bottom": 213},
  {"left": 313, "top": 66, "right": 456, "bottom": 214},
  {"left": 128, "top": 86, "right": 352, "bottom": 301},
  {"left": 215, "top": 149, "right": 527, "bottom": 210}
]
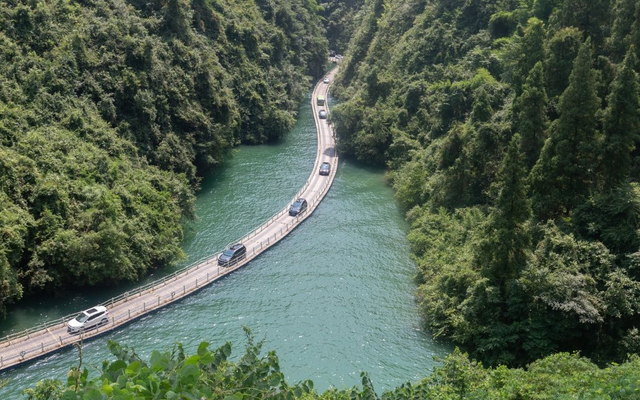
[
  {"left": 223, "top": 249, "right": 236, "bottom": 257},
  {"left": 75, "top": 312, "right": 89, "bottom": 323}
]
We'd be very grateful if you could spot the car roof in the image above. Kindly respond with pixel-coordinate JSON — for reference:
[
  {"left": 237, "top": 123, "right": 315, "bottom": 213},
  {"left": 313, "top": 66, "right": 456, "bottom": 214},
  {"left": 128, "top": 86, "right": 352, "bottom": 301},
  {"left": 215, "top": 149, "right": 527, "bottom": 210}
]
[
  {"left": 231, "top": 243, "right": 244, "bottom": 249},
  {"left": 295, "top": 198, "right": 306, "bottom": 203},
  {"left": 85, "top": 306, "right": 107, "bottom": 314}
]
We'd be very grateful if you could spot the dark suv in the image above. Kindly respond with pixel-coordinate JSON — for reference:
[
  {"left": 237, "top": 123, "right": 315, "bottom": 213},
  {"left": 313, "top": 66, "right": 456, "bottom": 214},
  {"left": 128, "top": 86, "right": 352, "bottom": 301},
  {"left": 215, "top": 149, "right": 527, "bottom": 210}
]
[
  {"left": 218, "top": 244, "right": 247, "bottom": 266},
  {"left": 289, "top": 198, "right": 308, "bottom": 216},
  {"left": 319, "top": 162, "right": 331, "bottom": 176}
]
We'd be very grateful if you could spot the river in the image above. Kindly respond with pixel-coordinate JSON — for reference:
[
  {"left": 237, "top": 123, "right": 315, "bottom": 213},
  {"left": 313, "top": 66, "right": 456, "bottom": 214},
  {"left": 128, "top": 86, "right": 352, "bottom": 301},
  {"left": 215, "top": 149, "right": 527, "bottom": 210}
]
[{"left": 0, "top": 91, "right": 449, "bottom": 397}]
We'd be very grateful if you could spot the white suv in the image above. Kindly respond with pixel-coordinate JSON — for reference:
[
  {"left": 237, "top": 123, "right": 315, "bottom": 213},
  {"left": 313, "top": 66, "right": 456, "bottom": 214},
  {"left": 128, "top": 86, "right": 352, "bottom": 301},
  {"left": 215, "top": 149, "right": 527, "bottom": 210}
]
[{"left": 67, "top": 306, "right": 109, "bottom": 334}]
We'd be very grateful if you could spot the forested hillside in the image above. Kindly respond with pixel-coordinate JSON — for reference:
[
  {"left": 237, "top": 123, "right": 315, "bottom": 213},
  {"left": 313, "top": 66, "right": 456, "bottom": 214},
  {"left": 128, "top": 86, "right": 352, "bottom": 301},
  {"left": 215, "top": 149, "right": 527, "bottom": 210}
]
[
  {"left": 0, "top": 0, "right": 327, "bottom": 316},
  {"left": 333, "top": 0, "right": 640, "bottom": 366}
]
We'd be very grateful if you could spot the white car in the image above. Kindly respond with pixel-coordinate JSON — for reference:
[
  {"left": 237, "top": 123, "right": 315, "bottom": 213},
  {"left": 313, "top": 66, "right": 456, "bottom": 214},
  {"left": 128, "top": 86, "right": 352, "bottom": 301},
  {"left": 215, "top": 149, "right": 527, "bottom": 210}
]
[
  {"left": 67, "top": 306, "right": 109, "bottom": 334},
  {"left": 323, "top": 77, "right": 330, "bottom": 84}
]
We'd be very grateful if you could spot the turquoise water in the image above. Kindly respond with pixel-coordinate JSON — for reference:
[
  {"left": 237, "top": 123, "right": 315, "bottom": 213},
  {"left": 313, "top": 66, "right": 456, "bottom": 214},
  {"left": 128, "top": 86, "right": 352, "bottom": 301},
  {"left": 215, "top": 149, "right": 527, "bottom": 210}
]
[{"left": 0, "top": 92, "right": 449, "bottom": 397}]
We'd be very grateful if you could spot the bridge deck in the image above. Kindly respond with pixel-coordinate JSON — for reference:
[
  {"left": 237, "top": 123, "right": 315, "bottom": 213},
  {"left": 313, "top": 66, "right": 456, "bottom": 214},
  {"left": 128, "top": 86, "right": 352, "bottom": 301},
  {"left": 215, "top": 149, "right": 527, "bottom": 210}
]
[{"left": 0, "top": 67, "right": 339, "bottom": 372}]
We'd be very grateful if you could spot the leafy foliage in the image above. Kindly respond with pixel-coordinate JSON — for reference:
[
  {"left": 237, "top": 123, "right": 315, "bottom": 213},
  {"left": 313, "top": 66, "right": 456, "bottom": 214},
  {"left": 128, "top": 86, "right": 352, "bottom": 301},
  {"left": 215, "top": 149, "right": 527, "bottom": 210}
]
[{"left": 22, "top": 338, "right": 640, "bottom": 400}]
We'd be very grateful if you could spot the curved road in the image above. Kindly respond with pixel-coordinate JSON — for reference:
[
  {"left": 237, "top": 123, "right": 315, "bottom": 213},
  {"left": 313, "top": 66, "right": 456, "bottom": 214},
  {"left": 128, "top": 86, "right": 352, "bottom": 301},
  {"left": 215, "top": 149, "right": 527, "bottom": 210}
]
[{"left": 0, "top": 67, "right": 339, "bottom": 372}]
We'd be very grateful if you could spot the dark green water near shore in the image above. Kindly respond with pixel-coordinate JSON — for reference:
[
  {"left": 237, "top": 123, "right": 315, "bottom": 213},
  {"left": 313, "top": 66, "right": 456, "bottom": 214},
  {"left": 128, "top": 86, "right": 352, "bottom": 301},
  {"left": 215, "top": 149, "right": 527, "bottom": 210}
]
[{"left": 0, "top": 92, "right": 449, "bottom": 397}]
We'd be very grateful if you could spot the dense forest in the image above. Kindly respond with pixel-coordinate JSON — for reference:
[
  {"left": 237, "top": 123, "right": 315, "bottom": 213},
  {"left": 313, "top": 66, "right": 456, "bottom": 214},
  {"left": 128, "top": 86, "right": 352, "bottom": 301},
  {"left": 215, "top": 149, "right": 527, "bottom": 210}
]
[
  {"left": 20, "top": 337, "right": 640, "bottom": 399},
  {"left": 333, "top": 0, "right": 640, "bottom": 366},
  {"left": 0, "top": 0, "right": 327, "bottom": 316}
]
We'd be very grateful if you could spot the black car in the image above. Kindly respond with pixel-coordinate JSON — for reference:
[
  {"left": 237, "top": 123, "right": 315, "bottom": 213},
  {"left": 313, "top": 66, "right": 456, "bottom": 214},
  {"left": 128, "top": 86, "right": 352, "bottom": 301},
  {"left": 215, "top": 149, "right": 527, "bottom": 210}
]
[
  {"left": 319, "top": 162, "right": 331, "bottom": 176},
  {"left": 289, "top": 198, "right": 308, "bottom": 216},
  {"left": 318, "top": 110, "right": 327, "bottom": 119},
  {"left": 218, "top": 243, "right": 247, "bottom": 266}
]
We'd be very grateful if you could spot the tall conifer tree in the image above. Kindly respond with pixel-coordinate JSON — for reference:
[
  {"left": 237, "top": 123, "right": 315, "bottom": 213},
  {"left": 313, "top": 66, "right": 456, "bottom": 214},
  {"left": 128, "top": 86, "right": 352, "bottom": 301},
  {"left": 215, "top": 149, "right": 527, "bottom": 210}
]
[
  {"left": 531, "top": 38, "right": 601, "bottom": 220},
  {"left": 514, "top": 18, "right": 546, "bottom": 96},
  {"left": 601, "top": 47, "right": 640, "bottom": 189},
  {"left": 516, "top": 62, "right": 548, "bottom": 169},
  {"left": 607, "top": 0, "right": 638, "bottom": 61},
  {"left": 476, "top": 134, "right": 531, "bottom": 289}
]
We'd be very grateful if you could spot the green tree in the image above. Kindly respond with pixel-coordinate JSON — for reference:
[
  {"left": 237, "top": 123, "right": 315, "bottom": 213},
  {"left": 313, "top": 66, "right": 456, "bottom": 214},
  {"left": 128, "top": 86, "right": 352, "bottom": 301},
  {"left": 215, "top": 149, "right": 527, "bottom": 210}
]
[
  {"left": 574, "top": 183, "right": 640, "bottom": 256},
  {"left": 545, "top": 27, "right": 583, "bottom": 99},
  {"left": 531, "top": 38, "right": 601, "bottom": 220},
  {"left": 552, "top": 0, "right": 611, "bottom": 47},
  {"left": 515, "top": 62, "right": 548, "bottom": 169},
  {"left": 607, "top": 0, "right": 638, "bottom": 61},
  {"left": 471, "top": 87, "right": 493, "bottom": 123},
  {"left": 162, "top": 0, "right": 193, "bottom": 42},
  {"left": 601, "top": 47, "right": 640, "bottom": 188},
  {"left": 476, "top": 134, "right": 531, "bottom": 289},
  {"left": 533, "top": 0, "right": 555, "bottom": 21},
  {"left": 517, "top": 221, "right": 614, "bottom": 360},
  {"left": 513, "top": 18, "right": 546, "bottom": 96}
]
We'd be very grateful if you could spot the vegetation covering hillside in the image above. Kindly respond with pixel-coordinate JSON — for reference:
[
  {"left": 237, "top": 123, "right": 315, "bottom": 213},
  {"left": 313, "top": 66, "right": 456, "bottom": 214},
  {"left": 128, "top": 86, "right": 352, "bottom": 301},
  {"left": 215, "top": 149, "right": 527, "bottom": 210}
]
[
  {"left": 21, "top": 337, "right": 640, "bottom": 399},
  {"left": 322, "top": 0, "right": 363, "bottom": 53},
  {"left": 333, "top": 0, "right": 640, "bottom": 366},
  {"left": 0, "top": 0, "right": 327, "bottom": 316}
]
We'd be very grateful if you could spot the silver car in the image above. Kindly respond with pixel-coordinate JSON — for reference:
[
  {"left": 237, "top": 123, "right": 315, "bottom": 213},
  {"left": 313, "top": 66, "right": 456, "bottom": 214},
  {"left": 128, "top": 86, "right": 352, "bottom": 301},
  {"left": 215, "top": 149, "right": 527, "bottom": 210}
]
[{"left": 67, "top": 306, "right": 109, "bottom": 334}]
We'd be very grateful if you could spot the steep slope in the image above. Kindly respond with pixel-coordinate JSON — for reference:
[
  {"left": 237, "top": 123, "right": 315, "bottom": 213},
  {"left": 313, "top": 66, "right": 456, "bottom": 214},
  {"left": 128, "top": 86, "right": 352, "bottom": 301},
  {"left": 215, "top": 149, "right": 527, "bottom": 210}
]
[{"left": 334, "top": 0, "right": 640, "bottom": 365}]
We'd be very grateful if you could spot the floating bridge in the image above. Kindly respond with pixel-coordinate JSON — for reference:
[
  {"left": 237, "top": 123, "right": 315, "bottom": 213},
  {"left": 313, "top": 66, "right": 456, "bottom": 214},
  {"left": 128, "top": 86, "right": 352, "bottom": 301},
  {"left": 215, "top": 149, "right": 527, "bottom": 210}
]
[{"left": 0, "top": 68, "right": 339, "bottom": 373}]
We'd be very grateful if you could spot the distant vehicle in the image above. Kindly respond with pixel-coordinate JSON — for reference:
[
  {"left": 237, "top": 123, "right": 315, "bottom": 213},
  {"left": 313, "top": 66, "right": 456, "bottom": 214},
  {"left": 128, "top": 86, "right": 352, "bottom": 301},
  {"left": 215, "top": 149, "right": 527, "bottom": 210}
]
[
  {"left": 289, "top": 198, "right": 308, "bottom": 216},
  {"left": 316, "top": 95, "right": 325, "bottom": 106},
  {"left": 323, "top": 77, "right": 330, "bottom": 84},
  {"left": 319, "top": 110, "right": 327, "bottom": 119},
  {"left": 319, "top": 162, "right": 331, "bottom": 176},
  {"left": 67, "top": 306, "right": 109, "bottom": 334},
  {"left": 218, "top": 244, "right": 247, "bottom": 267}
]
